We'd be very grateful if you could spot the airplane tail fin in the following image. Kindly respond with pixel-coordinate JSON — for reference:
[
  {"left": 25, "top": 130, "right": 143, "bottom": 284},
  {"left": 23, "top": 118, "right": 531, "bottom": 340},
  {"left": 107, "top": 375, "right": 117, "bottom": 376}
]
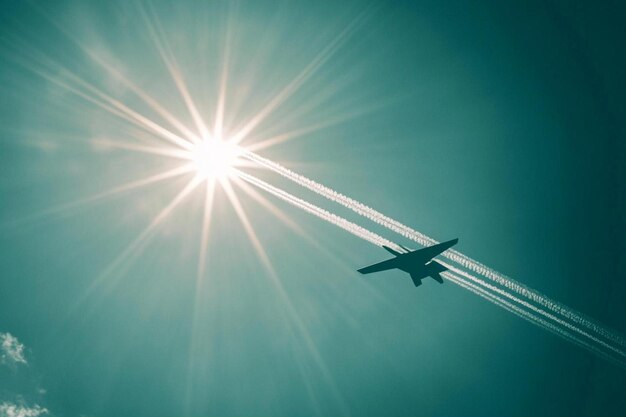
[
  {"left": 431, "top": 273, "right": 444, "bottom": 284},
  {"left": 427, "top": 261, "right": 447, "bottom": 284}
]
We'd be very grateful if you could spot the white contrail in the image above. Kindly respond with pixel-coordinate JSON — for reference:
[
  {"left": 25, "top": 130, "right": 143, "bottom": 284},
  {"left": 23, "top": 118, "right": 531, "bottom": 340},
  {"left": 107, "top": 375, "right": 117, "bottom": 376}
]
[
  {"left": 442, "top": 271, "right": 625, "bottom": 367},
  {"left": 235, "top": 170, "right": 397, "bottom": 249},
  {"left": 235, "top": 168, "right": 625, "bottom": 364},
  {"left": 440, "top": 262, "right": 626, "bottom": 359},
  {"left": 240, "top": 149, "right": 626, "bottom": 350}
]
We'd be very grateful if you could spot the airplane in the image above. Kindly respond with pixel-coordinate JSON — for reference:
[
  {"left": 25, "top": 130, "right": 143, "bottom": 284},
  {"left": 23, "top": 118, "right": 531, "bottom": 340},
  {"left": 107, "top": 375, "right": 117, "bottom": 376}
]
[{"left": 357, "top": 238, "right": 458, "bottom": 287}]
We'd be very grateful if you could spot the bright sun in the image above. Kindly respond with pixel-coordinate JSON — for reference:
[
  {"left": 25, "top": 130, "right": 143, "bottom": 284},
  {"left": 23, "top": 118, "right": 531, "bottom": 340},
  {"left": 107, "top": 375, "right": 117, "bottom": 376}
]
[{"left": 188, "top": 138, "right": 242, "bottom": 180}]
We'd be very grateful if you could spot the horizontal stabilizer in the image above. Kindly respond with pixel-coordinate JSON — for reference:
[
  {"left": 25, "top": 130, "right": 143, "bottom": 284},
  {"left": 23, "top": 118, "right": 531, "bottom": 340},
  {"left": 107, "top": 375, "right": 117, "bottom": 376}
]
[
  {"left": 427, "top": 261, "right": 447, "bottom": 284},
  {"left": 409, "top": 273, "right": 422, "bottom": 287},
  {"left": 382, "top": 245, "right": 401, "bottom": 256},
  {"left": 430, "top": 273, "right": 444, "bottom": 284}
]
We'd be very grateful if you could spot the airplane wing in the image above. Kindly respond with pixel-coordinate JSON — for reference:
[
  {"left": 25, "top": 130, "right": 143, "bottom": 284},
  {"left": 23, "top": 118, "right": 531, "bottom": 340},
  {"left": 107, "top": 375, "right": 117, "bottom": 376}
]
[
  {"left": 405, "top": 238, "right": 458, "bottom": 263},
  {"left": 357, "top": 258, "right": 400, "bottom": 274}
]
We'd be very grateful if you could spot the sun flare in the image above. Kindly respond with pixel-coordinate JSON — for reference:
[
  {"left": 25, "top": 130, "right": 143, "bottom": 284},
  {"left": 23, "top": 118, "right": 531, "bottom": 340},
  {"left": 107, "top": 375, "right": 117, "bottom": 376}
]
[{"left": 186, "top": 137, "right": 242, "bottom": 181}]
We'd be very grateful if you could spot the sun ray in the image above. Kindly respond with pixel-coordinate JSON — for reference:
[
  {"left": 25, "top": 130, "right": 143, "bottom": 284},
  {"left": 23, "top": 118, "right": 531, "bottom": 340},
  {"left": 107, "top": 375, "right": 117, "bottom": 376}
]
[
  {"left": 25, "top": 2, "right": 202, "bottom": 143},
  {"left": 230, "top": 174, "right": 390, "bottom": 304},
  {"left": 221, "top": 180, "right": 272, "bottom": 270},
  {"left": 231, "top": 176, "right": 308, "bottom": 238},
  {"left": 213, "top": 14, "right": 232, "bottom": 141},
  {"left": 221, "top": 180, "right": 349, "bottom": 415},
  {"left": 139, "top": 2, "right": 209, "bottom": 141},
  {"left": 231, "top": 174, "right": 390, "bottom": 304},
  {"left": 5, "top": 35, "right": 195, "bottom": 152},
  {"left": 197, "top": 179, "right": 218, "bottom": 280},
  {"left": 184, "top": 177, "right": 217, "bottom": 412},
  {"left": 91, "top": 139, "right": 190, "bottom": 160},
  {"left": 5, "top": 40, "right": 142, "bottom": 131},
  {"left": 246, "top": 98, "right": 396, "bottom": 152},
  {"left": 4, "top": 164, "right": 196, "bottom": 230},
  {"left": 229, "top": 9, "right": 371, "bottom": 146},
  {"left": 91, "top": 58, "right": 200, "bottom": 143},
  {"left": 64, "top": 68, "right": 196, "bottom": 151},
  {"left": 70, "top": 174, "right": 204, "bottom": 314}
]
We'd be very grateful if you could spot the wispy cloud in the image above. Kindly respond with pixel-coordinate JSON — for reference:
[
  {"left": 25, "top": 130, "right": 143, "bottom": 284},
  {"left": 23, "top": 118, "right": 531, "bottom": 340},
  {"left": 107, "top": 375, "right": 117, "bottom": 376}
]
[
  {"left": 0, "top": 402, "right": 48, "bottom": 417},
  {"left": 0, "top": 333, "right": 27, "bottom": 366},
  {"left": 0, "top": 335, "right": 52, "bottom": 417}
]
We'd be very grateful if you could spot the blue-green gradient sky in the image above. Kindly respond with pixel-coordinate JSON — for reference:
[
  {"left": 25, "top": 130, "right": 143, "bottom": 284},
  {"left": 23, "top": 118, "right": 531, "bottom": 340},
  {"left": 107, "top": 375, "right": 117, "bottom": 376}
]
[{"left": 1, "top": 1, "right": 625, "bottom": 416}]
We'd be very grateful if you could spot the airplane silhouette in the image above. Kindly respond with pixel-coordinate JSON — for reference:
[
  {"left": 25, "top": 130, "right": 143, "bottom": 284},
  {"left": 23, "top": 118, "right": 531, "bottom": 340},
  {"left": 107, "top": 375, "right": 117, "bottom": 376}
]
[{"left": 358, "top": 238, "right": 458, "bottom": 287}]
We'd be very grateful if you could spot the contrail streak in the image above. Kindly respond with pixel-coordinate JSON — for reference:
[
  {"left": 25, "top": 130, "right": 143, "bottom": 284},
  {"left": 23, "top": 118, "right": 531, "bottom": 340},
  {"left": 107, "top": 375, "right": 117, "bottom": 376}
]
[
  {"left": 442, "top": 271, "right": 625, "bottom": 367},
  {"left": 235, "top": 168, "right": 625, "bottom": 364},
  {"left": 240, "top": 149, "right": 626, "bottom": 352},
  {"left": 440, "top": 262, "right": 626, "bottom": 360},
  {"left": 235, "top": 170, "right": 396, "bottom": 249}
]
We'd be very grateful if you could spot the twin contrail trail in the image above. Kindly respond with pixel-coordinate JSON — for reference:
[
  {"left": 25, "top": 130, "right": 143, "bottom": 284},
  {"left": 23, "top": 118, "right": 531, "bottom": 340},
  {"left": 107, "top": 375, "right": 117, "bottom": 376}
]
[
  {"left": 236, "top": 170, "right": 396, "bottom": 249},
  {"left": 238, "top": 150, "right": 626, "bottom": 365},
  {"left": 441, "top": 271, "right": 623, "bottom": 367},
  {"left": 235, "top": 167, "right": 625, "bottom": 364}
]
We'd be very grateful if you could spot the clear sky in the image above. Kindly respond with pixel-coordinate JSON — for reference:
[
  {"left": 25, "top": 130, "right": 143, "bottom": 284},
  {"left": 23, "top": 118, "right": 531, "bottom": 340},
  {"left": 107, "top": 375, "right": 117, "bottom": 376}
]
[{"left": 1, "top": 1, "right": 625, "bottom": 416}]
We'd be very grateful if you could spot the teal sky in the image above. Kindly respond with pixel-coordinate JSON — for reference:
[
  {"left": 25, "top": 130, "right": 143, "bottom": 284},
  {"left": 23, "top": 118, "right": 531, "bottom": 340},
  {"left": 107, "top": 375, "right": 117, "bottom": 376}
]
[{"left": 1, "top": 1, "right": 625, "bottom": 416}]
